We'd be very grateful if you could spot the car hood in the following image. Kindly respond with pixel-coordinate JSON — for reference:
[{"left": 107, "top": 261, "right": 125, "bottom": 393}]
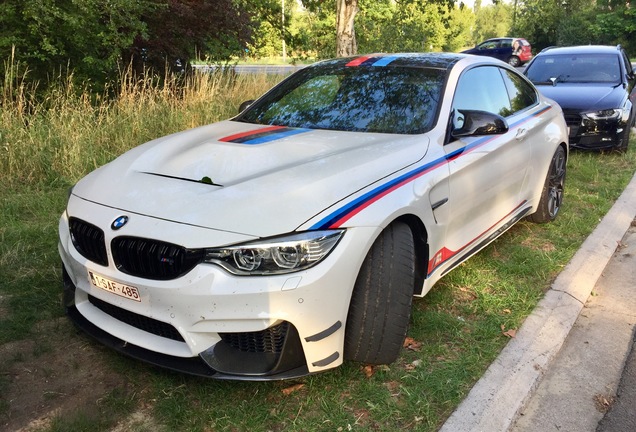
[
  {"left": 534, "top": 83, "right": 626, "bottom": 112},
  {"left": 73, "top": 121, "right": 429, "bottom": 237}
]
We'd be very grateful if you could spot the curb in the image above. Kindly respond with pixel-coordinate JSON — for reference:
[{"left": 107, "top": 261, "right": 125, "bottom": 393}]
[{"left": 440, "top": 171, "right": 636, "bottom": 432}]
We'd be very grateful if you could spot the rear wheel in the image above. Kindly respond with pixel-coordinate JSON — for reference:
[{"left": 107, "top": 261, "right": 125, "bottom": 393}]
[
  {"left": 508, "top": 56, "right": 521, "bottom": 67},
  {"left": 344, "top": 222, "right": 415, "bottom": 364},
  {"left": 528, "top": 146, "right": 566, "bottom": 223}
]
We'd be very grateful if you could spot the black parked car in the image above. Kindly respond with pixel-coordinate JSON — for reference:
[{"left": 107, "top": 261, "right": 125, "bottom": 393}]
[{"left": 524, "top": 45, "right": 636, "bottom": 151}]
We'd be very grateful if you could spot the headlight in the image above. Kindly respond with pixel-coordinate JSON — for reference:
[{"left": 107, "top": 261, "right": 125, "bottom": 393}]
[
  {"left": 583, "top": 109, "right": 621, "bottom": 121},
  {"left": 203, "top": 230, "right": 344, "bottom": 275}
]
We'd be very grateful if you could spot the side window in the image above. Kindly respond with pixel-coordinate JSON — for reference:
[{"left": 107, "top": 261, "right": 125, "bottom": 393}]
[
  {"left": 451, "top": 66, "right": 512, "bottom": 125},
  {"left": 501, "top": 70, "right": 538, "bottom": 115}
]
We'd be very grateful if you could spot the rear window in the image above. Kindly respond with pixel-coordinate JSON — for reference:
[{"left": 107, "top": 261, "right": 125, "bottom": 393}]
[{"left": 237, "top": 65, "right": 446, "bottom": 134}]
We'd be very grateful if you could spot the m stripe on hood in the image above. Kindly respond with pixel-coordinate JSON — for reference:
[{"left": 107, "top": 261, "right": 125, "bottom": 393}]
[{"left": 220, "top": 126, "right": 312, "bottom": 144}]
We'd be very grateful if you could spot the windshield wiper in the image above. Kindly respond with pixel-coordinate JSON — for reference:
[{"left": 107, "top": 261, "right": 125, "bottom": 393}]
[{"left": 549, "top": 75, "right": 570, "bottom": 86}]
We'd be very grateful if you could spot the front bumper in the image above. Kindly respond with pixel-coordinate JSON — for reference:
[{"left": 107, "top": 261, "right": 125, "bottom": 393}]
[
  {"left": 564, "top": 112, "right": 629, "bottom": 150},
  {"left": 58, "top": 200, "right": 375, "bottom": 380},
  {"left": 63, "top": 266, "right": 310, "bottom": 380}
]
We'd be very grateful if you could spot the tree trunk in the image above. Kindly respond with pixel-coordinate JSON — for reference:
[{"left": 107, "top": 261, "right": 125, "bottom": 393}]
[{"left": 336, "top": 0, "right": 358, "bottom": 57}]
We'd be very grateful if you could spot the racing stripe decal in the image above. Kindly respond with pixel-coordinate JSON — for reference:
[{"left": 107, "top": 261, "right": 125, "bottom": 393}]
[
  {"left": 426, "top": 200, "right": 529, "bottom": 276},
  {"left": 310, "top": 156, "right": 449, "bottom": 229},
  {"left": 309, "top": 106, "right": 553, "bottom": 231},
  {"left": 372, "top": 55, "right": 400, "bottom": 67},
  {"left": 346, "top": 55, "right": 399, "bottom": 67},
  {"left": 219, "top": 126, "right": 312, "bottom": 144}
]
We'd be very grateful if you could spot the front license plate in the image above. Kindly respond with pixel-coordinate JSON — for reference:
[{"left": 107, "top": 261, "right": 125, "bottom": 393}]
[{"left": 89, "top": 271, "right": 141, "bottom": 302}]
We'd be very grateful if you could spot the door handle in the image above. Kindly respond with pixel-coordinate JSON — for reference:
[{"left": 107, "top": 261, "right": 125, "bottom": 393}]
[{"left": 515, "top": 128, "right": 528, "bottom": 141}]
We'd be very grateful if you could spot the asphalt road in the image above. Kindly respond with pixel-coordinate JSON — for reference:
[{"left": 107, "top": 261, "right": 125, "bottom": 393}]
[
  {"left": 440, "top": 171, "right": 636, "bottom": 432},
  {"left": 512, "top": 221, "right": 636, "bottom": 432}
]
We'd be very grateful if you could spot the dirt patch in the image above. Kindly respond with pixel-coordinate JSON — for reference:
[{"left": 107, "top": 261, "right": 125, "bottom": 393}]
[{"left": 0, "top": 319, "right": 129, "bottom": 432}]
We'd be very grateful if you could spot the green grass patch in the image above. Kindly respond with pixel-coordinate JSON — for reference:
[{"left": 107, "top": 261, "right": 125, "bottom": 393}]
[{"left": 1, "top": 67, "right": 635, "bottom": 430}]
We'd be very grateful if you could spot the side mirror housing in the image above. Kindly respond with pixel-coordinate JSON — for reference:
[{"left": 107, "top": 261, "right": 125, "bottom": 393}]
[
  {"left": 238, "top": 100, "right": 255, "bottom": 114},
  {"left": 451, "top": 109, "right": 509, "bottom": 138}
]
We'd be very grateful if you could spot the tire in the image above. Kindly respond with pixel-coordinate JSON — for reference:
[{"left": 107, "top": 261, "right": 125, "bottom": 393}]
[
  {"left": 617, "top": 125, "right": 631, "bottom": 152},
  {"left": 617, "top": 108, "right": 633, "bottom": 152},
  {"left": 528, "top": 146, "right": 566, "bottom": 223},
  {"left": 508, "top": 56, "right": 521, "bottom": 67},
  {"left": 344, "top": 221, "right": 415, "bottom": 364}
]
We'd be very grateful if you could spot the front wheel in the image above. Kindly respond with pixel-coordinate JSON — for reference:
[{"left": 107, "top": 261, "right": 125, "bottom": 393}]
[
  {"left": 616, "top": 108, "right": 633, "bottom": 152},
  {"left": 344, "top": 222, "right": 415, "bottom": 365},
  {"left": 508, "top": 56, "right": 521, "bottom": 67},
  {"left": 528, "top": 146, "right": 566, "bottom": 223}
]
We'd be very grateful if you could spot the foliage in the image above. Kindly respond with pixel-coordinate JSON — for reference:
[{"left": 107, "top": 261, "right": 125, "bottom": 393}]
[
  {"left": 514, "top": 0, "right": 636, "bottom": 56},
  {"left": 291, "top": 0, "right": 478, "bottom": 57},
  {"left": 444, "top": 3, "right": 475, "bottom": 52},
  {"left": 0, "top": 0, "right": 156, "bottom": 87},
  {"left": 472, "top": 0, "right": 513, "bottom": 45},
  {"left": 119, "top": 0, "right": 254, "bottom": 76},
  {"left": 592, "top": 5, "right": 636, "bottom": 55},
  {"left": 0, "top": 0, "right": 258, "bottom": 91}
]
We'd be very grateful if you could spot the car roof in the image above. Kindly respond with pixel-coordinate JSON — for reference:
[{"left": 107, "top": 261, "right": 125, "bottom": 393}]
[
  {"left": 310, "top": 53, "right": 469, "bottom": 70},
  {"left": 538, "top": 45, "right": 622, "bottom": 56},
  {"left": 485, "top": 37, "right": 527, "bottom": 42}
]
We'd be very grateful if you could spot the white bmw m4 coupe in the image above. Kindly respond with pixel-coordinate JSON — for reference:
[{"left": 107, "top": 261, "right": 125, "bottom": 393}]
[{"left": 59, "top": 53, "right": 568, "bottom": 380}]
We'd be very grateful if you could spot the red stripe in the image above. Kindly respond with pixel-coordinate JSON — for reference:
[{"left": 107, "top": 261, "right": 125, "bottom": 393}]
[
  {"left": 346, "top": 56, "right": 371, "bottom": 67},
  {"left": 219, "top": 125, "right": 286, "bottom": 142},
  {"left": 426, "top": 200, "right": 528, "bottom": 274},
  {"left": 329, "top": 160, "right": 446, "bottom": 227}
]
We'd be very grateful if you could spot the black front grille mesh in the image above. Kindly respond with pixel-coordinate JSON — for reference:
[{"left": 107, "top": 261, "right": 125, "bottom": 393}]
[
  {"left": 111, "top": 236, "right": 204, "bottom": 280},
  {"left": 88, "top": 295, "right": 184, "bottom": 342},
  {"left": 563, "top": 113, "right": 581, "bottom": 139},
  {"left": 564, "top": 113, "right": 582, "bottom": 126},
  {"left": 220, "top": 322, "right": 289, "bottom": 354},
  {"left": 69, "top": 218, "right": 108, "bottom": 266}
]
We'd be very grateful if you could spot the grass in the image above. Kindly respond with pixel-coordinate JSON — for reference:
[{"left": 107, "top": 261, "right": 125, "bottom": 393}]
[{"left": 1, "top": 63, "right": 635, "bottom": 430}]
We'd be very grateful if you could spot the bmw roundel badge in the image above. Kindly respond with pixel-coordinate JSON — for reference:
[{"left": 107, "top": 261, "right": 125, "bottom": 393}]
[{"left": 111, "top": 215, "right": 129, "bottom": 230}]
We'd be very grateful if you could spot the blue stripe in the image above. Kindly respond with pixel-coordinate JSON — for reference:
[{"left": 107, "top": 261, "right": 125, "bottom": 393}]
[
  {"left": 307, "top": 106, "right": 552, "bottom": 229},
  {"left": 243, "top": 128, "right": 311, "bottom": 144},
  {"left": 309, "top": 151, "right": 458, "bottom": 230},
  {"left": 307, "top": 133, "right": 515, "bottom": 229},
  {"left": 372, "top": 56, "right": 399, "bottom": 67}
]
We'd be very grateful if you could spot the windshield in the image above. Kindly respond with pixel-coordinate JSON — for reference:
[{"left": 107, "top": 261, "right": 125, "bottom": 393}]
[
  {"left": 236, "top": 64, "right": 446, "bottom": 134},
  {"left": 525, "top": 53, "right": 621, "bottom": 85}
]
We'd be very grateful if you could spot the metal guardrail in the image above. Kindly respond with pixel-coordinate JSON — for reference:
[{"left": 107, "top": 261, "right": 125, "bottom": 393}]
[{"left": 192, "top": 64, "right": 305, "bottom": 74}]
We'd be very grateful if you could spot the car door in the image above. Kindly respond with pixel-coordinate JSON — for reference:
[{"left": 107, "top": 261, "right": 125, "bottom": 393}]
[
  {"left": 442, "top": 65, "right": 533, "bottom": 260},
  {"left": 477, "top": 40, "right": 500, "bottom": 59},
  {"left": 496, "top": 39, "right": 513, "bottom": 62}
]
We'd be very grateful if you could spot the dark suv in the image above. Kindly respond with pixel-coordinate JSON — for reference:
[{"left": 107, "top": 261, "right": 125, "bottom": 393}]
[
  {"left": 524, "top": 45, "right": 635, "bottom": 151},
  {"left": 462, "top": 37, "right": 532, "bottom": 67}
]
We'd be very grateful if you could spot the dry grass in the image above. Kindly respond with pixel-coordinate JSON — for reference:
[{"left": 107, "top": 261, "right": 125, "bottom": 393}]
[{"left": 1, "top": 58, "right": 283, "bottom": 187}]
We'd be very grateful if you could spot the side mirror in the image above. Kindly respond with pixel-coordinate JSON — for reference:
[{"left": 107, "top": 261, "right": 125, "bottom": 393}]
[
  {"left": 451, "top": 109, "right": 509, "bottom": 138},
  {"left": 238, "top": 100, "right": 255, "bottom": 114}
]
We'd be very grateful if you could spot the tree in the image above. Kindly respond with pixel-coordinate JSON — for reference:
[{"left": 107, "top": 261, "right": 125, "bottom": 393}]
[
  {"left": 514, "top": 0, "right": 595, "bottom": 51},
  {"left": 123, "top": 0, "right": 254, "bottom": 76},
  {"left": 473, "top": 0, "right": 513, "bottom": 45},
  {"left": 593, "top": 5, "right": 636, "bottom": 56},
  {"left": 336, "top": 0, "right": 359, "bottom": 56},
  {"left": 0, "top": 0, "right": 156, "bottom": 86},
  {"left": 444, "top": 3, "right": 475, "bottom": 52},
  {"left": 0, "top": 0, "right": 258, "bottom": 89}
]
